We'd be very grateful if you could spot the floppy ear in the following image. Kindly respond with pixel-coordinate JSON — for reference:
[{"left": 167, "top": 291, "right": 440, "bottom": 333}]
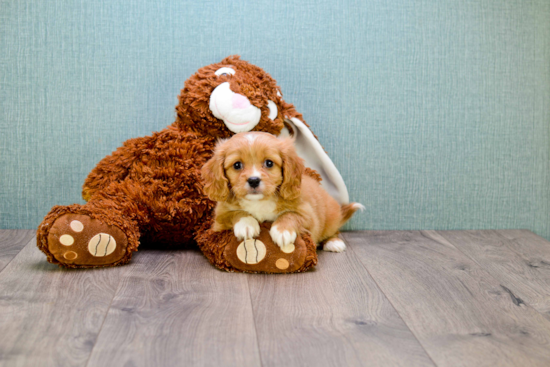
[
  {"left": 201, "top": 148, "right": 230, "bottom": 202},
  {"left": 279, "top": 138, "right": 305, "bottom": 201}
]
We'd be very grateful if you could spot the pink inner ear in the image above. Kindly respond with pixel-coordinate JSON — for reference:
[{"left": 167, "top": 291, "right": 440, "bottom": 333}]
[{"left": 232, "top": 93, "right": 251, "bottom": 109}]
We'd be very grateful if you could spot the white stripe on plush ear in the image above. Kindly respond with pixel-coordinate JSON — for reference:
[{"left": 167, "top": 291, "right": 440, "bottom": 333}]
[{"left": 280, "top": 117, "right": 349, "bottom": 204}]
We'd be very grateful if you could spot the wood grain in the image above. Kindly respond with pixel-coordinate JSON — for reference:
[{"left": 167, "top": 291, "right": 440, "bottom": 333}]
[
  {"left": 247, "top": 246, "right": 435, "bottom": 367},
  {"left": 343, "top": 230, "right": 550, "bottom": 367},
  {"left": 4, "top": 229, "right": 550, "bottom": 367},
  {"left": 0, "top": 241, "right": 124, "bottom": 367},
  {"left": 0, "top": 230, "right": 35, "bottom": 271},
  {"left": 439, "top": 230, "right": 550, "bottom": 321},
  {"left": 86, "top": 249, "right": 261, "bottom": 367}
]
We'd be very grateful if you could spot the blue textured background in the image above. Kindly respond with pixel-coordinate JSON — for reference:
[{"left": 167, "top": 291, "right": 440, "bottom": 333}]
[{"left": 1, "top": 0, "right": 549, "bottom": 239}]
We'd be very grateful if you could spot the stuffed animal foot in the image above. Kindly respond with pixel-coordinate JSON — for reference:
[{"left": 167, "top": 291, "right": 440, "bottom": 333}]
[
  {"left": 197, "top": 222, "right": 318, "bottom": 273},
  {"left": 37, "top": 204, "right": 139, "bottom": 268},
  {"left": 46, "top": 213, "right": 129, "bottom": 267}
]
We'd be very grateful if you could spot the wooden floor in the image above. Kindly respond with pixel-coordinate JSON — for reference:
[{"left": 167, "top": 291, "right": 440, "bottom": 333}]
[{"left": 1, "top": 230, "right": 550, "bottom": 366}]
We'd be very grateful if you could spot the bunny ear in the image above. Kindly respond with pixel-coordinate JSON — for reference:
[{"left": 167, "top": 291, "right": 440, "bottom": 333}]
[{"left": 280, "top": 118, "right": 349, "bottom": 205}]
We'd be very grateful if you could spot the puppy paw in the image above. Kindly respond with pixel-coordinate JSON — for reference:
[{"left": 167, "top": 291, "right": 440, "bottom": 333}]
[
  {"left": 270, "top": 225, "right": 297, "bottom": 249},
  {"left": 323, "top": 238, "right": 346, "bottom": 253},
  {"left": 234, "top": 216, "right": 260, "bottom": 240}
]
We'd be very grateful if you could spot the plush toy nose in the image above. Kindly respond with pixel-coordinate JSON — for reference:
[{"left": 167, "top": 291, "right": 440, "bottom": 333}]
[
  {"left": 232, "top": 93, "right": 251, "bottom": 109},
  {"left": 247, "top": 177, "right": 261, "bottom": 188}
]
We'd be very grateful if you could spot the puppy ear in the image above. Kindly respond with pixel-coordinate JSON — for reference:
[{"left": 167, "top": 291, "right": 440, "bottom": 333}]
[
  {"left": 279, "top": 138, "right": 305, "bottom": 201},
  {"left": 201, "top": 147, "right": 230, "bottom": 202}
]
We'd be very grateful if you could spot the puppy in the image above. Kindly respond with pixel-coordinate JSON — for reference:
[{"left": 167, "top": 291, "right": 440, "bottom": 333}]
[{"left": 201, "top": 132, "right": 363, "bottom": 252}]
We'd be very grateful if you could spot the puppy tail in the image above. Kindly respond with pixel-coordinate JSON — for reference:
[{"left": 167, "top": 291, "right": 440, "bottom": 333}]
[{"left": 340, "top": 203, "right": 365, "bottom": 226}]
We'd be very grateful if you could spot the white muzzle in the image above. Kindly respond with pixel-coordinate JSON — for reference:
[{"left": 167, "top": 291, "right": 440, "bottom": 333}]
[{"left": 209, "top": 82, "right": 262, "bottom": 133}]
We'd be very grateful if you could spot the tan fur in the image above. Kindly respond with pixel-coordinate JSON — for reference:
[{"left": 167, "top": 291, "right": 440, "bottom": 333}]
[{"left": 202, "top": 132, "right": 361, "bottom": 245}]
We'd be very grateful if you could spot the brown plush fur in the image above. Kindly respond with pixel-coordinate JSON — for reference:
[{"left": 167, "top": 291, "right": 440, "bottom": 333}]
[{"left": 36, "top": 55, "right": 320, "bottom": 272}]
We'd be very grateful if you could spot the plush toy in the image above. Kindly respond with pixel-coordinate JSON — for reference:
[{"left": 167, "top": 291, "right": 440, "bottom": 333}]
[{"left": 36, "top": 55, "right": 350, "bottom": 273}]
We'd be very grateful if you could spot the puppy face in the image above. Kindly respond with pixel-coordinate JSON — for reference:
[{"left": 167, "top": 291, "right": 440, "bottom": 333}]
[{"left": 202, "top": 132, "right": 304, "bottom": 202}]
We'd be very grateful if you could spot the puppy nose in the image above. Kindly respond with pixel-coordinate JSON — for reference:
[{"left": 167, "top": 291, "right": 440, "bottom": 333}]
[{"left": 247, "top": 177, "right": 261, "bottom": 188}]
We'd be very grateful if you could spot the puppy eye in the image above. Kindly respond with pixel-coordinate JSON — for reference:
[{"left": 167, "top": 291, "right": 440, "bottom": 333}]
[
  {"left": 233, "top": 162, "right": 243, "bottom": 170},
  {"left": 264, "top": 160, "right": 274, "bottom": 168},
  {"left": 215, "top": 67, "right": 235, "bottom": 77}
]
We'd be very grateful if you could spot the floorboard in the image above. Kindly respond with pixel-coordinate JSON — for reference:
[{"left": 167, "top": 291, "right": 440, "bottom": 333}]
[
  {"left": 247, "top": 247, "right": 435, "bottom": 367},
  {"left": 343, "top": 230, "right": 550, "bottom": 367},
  {"left": 86, "top": 248, "right": 261, "bottom": 367},
  {"left": 3, "top": 230, "right": 550, "bottom": 367},
  {"left": 438, "top": 230, "right": 550, "bottom": 321},
  {"left": 0, "top": 230, "right": 35, "bottom": 272},
  {"left": 0, "top": 240, "right": 125, "bottom": 367}
]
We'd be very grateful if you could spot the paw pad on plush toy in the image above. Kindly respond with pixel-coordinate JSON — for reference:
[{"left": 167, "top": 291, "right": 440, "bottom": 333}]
[
  {"left": 235, "top": 238, "right": 297, "bottom": 268},
  {"left": 47, "top": 214, "right": 128, "bottom": 266},
  {"left": 236, "top": 239, "right": 267, "bottom": 264},
  {"left": 222, "top": 223, "right": 311, "bottom": 273},
  {"left": 87, "top": 233, "right": 117, "bottom": 257},
  {"left": 280, "top": 243, "right": 295, "bottom": 253},
  {"left": 275, "top": 258, "right": 289, "bottom": 270}
]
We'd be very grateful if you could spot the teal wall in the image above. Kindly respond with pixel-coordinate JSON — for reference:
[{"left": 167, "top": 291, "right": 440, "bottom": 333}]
[{"left": 1, "top": 1, "right": 549, "bottom": 239}]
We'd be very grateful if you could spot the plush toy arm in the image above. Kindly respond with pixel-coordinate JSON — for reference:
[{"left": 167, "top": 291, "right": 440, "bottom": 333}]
[{"left": 82, "top": 136, "right": 148, "bottom": 201}]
